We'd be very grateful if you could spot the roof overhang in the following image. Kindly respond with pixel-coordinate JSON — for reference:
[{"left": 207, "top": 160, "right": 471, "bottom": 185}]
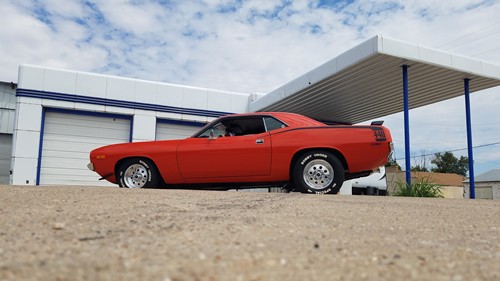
[{"left": 249, "top": 35, "right": 500, "bottom": 124}]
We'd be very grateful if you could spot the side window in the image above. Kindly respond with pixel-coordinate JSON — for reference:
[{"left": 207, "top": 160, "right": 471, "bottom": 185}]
[
  {"left": 264, "top": 117, "right": 287, "bottom": 132},
  {"left": 196, "top": 117, "right": 272, "bottom": 138},
  {"left": 228, "top": 118, "right": 266, "bottom": 136}
]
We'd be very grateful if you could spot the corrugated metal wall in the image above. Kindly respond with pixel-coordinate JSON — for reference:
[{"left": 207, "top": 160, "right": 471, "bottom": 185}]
[
  {"left": 0, "top": 82, "right": 16, "bottom": 184},
  {"left": 0, "top": 82, "right": 16, "bottom": 134}
]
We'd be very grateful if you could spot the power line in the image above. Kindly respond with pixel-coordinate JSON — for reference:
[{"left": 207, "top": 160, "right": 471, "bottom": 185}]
[
  {"left": 384, "top": 115, "right": 500, "bottom": 127},
  {"left": 471, "top": 46, "right": 500, "bottom": 57},
  {"left": 442, "top": 29, "right": 500, "bottom": 51},
  {"left": 436, "top": 21, "right": 500, "bottom": 50},
  {"left": 395, "top": 141, "right": 500, "bottom": 161},
  {"left": 411, "top": 137, "right": 500, "bottom": 146}
]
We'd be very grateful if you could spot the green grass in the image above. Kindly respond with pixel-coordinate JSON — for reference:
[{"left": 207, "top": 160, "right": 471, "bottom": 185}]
[{"left": 393, "top": 178, "right": 443, "bottom": 198}]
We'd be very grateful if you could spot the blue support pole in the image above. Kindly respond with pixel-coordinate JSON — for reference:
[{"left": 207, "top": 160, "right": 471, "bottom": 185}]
[
  {"left": 464, "top": 78, "right": 475, "bottom": 199},
  {"left": 402, "top": 65, "right": 411, "bottom": 188}
]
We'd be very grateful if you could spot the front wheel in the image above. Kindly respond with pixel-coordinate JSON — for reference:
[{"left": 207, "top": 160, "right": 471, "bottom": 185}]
[
  {"left": 292, "top": 151, "right": 345, "bottom": 194},
  {"left": 118, "top": 158, "right": 160, "bottom": 188}
]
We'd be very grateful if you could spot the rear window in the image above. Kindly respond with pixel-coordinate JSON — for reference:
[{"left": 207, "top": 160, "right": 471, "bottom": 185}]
[{"left": 264, "top": 117, "right": 287, "bottom": 132}]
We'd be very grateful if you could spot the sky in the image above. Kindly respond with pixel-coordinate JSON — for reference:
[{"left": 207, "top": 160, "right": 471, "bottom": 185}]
[{"left": 1, "top": 0, "right": 500, "bottom": 176}]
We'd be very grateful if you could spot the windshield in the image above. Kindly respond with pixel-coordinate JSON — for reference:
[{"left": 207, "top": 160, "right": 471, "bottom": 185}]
[{"left": 197, "top": 122, "right": 227, "bottom": 138}]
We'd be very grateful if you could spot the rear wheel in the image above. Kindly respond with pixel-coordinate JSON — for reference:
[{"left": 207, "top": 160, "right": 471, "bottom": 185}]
[
  {"left": 292, "top": 151, "right": 344, "bottom": 194},
  {"left": 118, "top": 158, "right": 159, "bottom": 188}
]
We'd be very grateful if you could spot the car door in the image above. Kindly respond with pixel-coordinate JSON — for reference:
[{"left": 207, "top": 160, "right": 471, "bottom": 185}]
[{"left": 176, "top": 120, "right": 272, "bottom": 180}]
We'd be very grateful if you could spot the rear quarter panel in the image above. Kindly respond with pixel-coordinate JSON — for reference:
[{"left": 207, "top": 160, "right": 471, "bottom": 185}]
[{"left": 269, "top": 126, "right": 392, "bottom": 178}]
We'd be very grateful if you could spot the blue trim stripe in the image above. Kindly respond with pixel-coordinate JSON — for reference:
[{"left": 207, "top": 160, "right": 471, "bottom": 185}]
[
  {"left": 156, "top": 118, "right": 207, "bottom": 127},
  {"left": 45, "top": 107, "right": 132, "bottom": 120},
  {"left": 16, "top": 88, "right": 233, "bottom": 118},
  {"left": 129, "top": 114, "right": 134, "bottom": 143},
  {"left": 36, "top": 107, "right": 46, "bottom": 186}
]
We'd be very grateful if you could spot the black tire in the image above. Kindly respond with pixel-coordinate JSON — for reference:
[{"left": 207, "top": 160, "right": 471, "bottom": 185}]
[
  {"left": 118, "top": 158, "right": 160, "bottom": 188},
  {"left": 292, "top": 151, "right": 345, "bottom": 194}
]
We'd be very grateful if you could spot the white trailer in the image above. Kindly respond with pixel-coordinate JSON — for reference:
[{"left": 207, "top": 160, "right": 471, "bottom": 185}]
[{"left": 351, "top": 166, "right": 387, "bottom": 196}]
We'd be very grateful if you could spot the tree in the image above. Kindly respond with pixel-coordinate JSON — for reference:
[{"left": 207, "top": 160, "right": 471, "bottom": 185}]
[
  {"left": 431, "top": 151, "right": 469, "bottom": 176},
  {"left": 411, "top": 150, "right": 431, "bottom": 172},
  {"left": 411, "top": 165, "right": 428, "bottom": 172},
  {"left": 385, "top": 159, "right": 401, "bottom": 170}
]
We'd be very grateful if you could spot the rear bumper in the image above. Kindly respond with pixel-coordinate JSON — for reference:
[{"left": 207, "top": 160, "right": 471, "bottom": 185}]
[{"left": 388, "top": 142, "right": 394, "bottom": 161}]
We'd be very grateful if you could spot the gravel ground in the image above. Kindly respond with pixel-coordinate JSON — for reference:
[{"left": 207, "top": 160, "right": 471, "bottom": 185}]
[{"left": 0, "top": 185, "right": 499, "bottom": 281}]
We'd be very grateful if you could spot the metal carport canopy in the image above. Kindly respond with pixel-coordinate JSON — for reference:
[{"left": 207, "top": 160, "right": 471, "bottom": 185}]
[{"left": 249, "top": 35, "right": 500, "bottom": 124}]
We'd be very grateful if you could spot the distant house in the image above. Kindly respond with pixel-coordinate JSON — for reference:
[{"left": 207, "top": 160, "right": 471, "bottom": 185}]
[
  {"left": 386, "top": 167, "right": 466, "bottom": 198},
  {"left": 464, "top": 169, "right": 500, "bottom": 199}
]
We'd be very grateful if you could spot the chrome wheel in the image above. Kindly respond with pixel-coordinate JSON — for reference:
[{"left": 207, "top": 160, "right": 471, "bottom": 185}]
[
  {"left": 302, "top": 159, "right": 334, "bottom": 190},
  {"left": 293, "top": 151, "right": 344, "bottom": 194},
  {"left": 123, "top": 163, "right": 148, "bottom": 188}
]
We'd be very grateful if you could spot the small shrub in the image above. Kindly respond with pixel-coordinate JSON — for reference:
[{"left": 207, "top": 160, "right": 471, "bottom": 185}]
[{"left": 393, "top": 178, "right": 443, "bottom": 198}]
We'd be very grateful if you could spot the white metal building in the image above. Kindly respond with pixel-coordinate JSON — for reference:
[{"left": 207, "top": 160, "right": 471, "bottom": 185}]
[{"left": 11, "top": 65, "right": 253, "bottom": 186}]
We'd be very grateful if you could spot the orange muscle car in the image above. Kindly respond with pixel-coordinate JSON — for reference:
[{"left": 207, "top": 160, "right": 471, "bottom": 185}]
[{"left": 88, "top": 112, "right": 393, "bottom": 194}]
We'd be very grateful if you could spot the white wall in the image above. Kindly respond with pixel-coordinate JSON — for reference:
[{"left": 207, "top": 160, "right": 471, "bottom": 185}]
[
  {"left": 11, "top": 64, "right": 252, "bottom": 185},
  {"left": 11, "top": 98, "right": 42, "bottom": 185}
]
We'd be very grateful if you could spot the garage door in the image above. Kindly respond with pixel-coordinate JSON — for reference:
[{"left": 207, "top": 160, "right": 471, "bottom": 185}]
[
  {"left": 156, "top": 120, "right": 205, "bottom": 140},
  {"left": 39, "top": 110, "right": 131, "bottom": 186},
  {"left": 0, "top": 133, "right": 12, "bottom": 184}
]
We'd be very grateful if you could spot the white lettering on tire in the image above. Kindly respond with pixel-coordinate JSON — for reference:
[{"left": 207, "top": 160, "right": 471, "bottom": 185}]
[{"left": 301, "top": 155, "right": 312, "bottom": 165}]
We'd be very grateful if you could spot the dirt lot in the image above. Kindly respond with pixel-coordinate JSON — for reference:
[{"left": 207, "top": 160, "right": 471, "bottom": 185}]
[{"left": 0, "top": 185, "right": 499, "bottom": 281}]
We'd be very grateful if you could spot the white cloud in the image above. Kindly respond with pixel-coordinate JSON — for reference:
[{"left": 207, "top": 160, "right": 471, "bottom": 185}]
[{"left": 1, "top": 0, "right": 499, "bottom": 174}]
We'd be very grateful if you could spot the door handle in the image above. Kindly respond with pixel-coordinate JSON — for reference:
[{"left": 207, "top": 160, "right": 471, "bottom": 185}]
[{"left": 256, "top": 139, "right": 264, "bottom": 144}]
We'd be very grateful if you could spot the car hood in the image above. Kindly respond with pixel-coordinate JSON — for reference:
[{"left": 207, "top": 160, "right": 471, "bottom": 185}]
[{"left": 90, "top": 139, "right": 184, "bottom": 158}]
